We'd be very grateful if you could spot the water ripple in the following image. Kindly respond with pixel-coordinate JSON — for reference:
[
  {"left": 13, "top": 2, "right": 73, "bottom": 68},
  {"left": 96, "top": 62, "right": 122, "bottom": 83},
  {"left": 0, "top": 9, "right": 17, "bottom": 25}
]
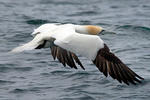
[
  {"left": 0, "top": 80, "right": 15, "bottom": 85},
  {"left": 0, "top": 66, "right": 33, "bottom": 72},
  {"left": 68, "top": 11, "right": 98, "bottom": 16},
  {"left": 116, "top": 25, "right": 150, "bottom": 33},
  {"left": 26, "top": 19, "right": 50, "bottom": 25}
]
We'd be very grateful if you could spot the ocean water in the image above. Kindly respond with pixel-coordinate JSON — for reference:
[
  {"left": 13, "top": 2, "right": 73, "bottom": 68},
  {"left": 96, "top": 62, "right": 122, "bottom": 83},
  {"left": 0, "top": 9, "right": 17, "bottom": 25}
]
[{"left": 0, "top": 0, "right": 150, "bottom": 100}]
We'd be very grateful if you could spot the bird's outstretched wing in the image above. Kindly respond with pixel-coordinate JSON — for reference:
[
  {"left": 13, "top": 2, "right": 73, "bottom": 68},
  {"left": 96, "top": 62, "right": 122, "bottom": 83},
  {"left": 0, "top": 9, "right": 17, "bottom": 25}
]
[
  {"left": 51, "top": 30, "right": 144, "bottom": 85},
  {"left": 93, "top": 44, "right": 144, "bottom": 85},
  {"left": 50, "top": 45, "right": 85, "bottom": 70},
  {"left": 34, "top": 38, "right": 85, "bottom": 70}
]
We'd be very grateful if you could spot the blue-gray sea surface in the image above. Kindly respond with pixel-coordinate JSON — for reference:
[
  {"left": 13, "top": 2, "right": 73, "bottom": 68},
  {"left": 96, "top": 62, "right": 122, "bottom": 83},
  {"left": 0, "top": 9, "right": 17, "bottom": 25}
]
[{"left": 0, "top": 0, "right": 150, "bottom": 100}]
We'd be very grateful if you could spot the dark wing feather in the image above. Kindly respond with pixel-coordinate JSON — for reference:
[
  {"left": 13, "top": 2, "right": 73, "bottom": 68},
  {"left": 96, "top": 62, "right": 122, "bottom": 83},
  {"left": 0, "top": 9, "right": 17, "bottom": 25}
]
[
  {"left": 71, "top": 53, "right": 85, "bottom": 70},
  {"left": 93, "top": 44, "right": 144, "bottom": 85},
  {"left": 50, "top": 45, "right": 85, "bottom": 70},
  {"left": 35, "top": 40, "right": 47, "bottom": 49}
]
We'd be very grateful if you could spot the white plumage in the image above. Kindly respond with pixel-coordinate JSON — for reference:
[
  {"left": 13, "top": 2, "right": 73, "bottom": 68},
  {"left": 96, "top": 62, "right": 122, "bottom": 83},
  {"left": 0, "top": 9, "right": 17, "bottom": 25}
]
[
  {"left": 51, "top": 24, "right": 104, "bottom": 60},
  {"left": 11, "top": 23, "right": 104, "bottom": 58}
]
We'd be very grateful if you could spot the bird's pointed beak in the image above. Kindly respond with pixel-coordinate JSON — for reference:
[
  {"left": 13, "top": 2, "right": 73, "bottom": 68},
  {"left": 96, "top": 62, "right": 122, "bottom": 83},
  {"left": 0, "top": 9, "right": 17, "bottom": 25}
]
[
  {"left": 99, "top": 29, "right": 106, "bottom": 34},
  {"left": 99, "top": 30, "right": 116, "bottom": 35}
]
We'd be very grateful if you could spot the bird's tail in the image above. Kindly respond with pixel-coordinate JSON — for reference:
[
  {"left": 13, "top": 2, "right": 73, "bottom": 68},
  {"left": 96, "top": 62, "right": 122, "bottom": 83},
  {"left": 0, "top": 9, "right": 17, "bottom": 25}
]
[{"left": 10, "top": 35, "right": 43, "bottom": 53}]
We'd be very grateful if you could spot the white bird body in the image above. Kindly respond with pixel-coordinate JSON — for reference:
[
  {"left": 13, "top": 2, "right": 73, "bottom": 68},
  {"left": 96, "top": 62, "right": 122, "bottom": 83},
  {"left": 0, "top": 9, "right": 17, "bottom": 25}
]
[
  {"left": 11, "top": 23, "right": 144, "bottom": 85},
  {"left": 11, "top": 23, "right": 103, "bottom": 53},
  {"left": 51, "top": 24, "right": 104, "bottom": 60}
]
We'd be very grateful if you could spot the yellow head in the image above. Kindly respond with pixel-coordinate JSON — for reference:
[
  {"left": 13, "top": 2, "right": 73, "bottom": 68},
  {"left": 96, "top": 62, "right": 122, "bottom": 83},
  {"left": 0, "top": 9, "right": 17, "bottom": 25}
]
[{"left": 85, "top": 25, "right": 104, "bottom": 35}]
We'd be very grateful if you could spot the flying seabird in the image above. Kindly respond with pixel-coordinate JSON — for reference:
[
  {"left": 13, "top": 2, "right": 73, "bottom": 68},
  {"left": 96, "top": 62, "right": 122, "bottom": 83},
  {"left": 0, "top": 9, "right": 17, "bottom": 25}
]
[{"left": 11, "top": 23, "right": 144, "bottom": 85}]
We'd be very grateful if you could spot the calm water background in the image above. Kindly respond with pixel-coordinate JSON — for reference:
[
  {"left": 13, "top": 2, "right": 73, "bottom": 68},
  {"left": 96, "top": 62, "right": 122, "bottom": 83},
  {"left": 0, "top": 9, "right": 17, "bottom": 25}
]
[{"left": 0, "top": 0, "right": 150, "bottom": 100}]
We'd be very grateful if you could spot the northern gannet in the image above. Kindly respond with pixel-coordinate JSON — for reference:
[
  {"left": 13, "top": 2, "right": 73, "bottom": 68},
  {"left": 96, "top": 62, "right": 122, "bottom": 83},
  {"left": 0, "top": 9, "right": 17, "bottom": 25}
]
[{"left": 11, "top": 23, "right": 144, "bottom": 85}]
